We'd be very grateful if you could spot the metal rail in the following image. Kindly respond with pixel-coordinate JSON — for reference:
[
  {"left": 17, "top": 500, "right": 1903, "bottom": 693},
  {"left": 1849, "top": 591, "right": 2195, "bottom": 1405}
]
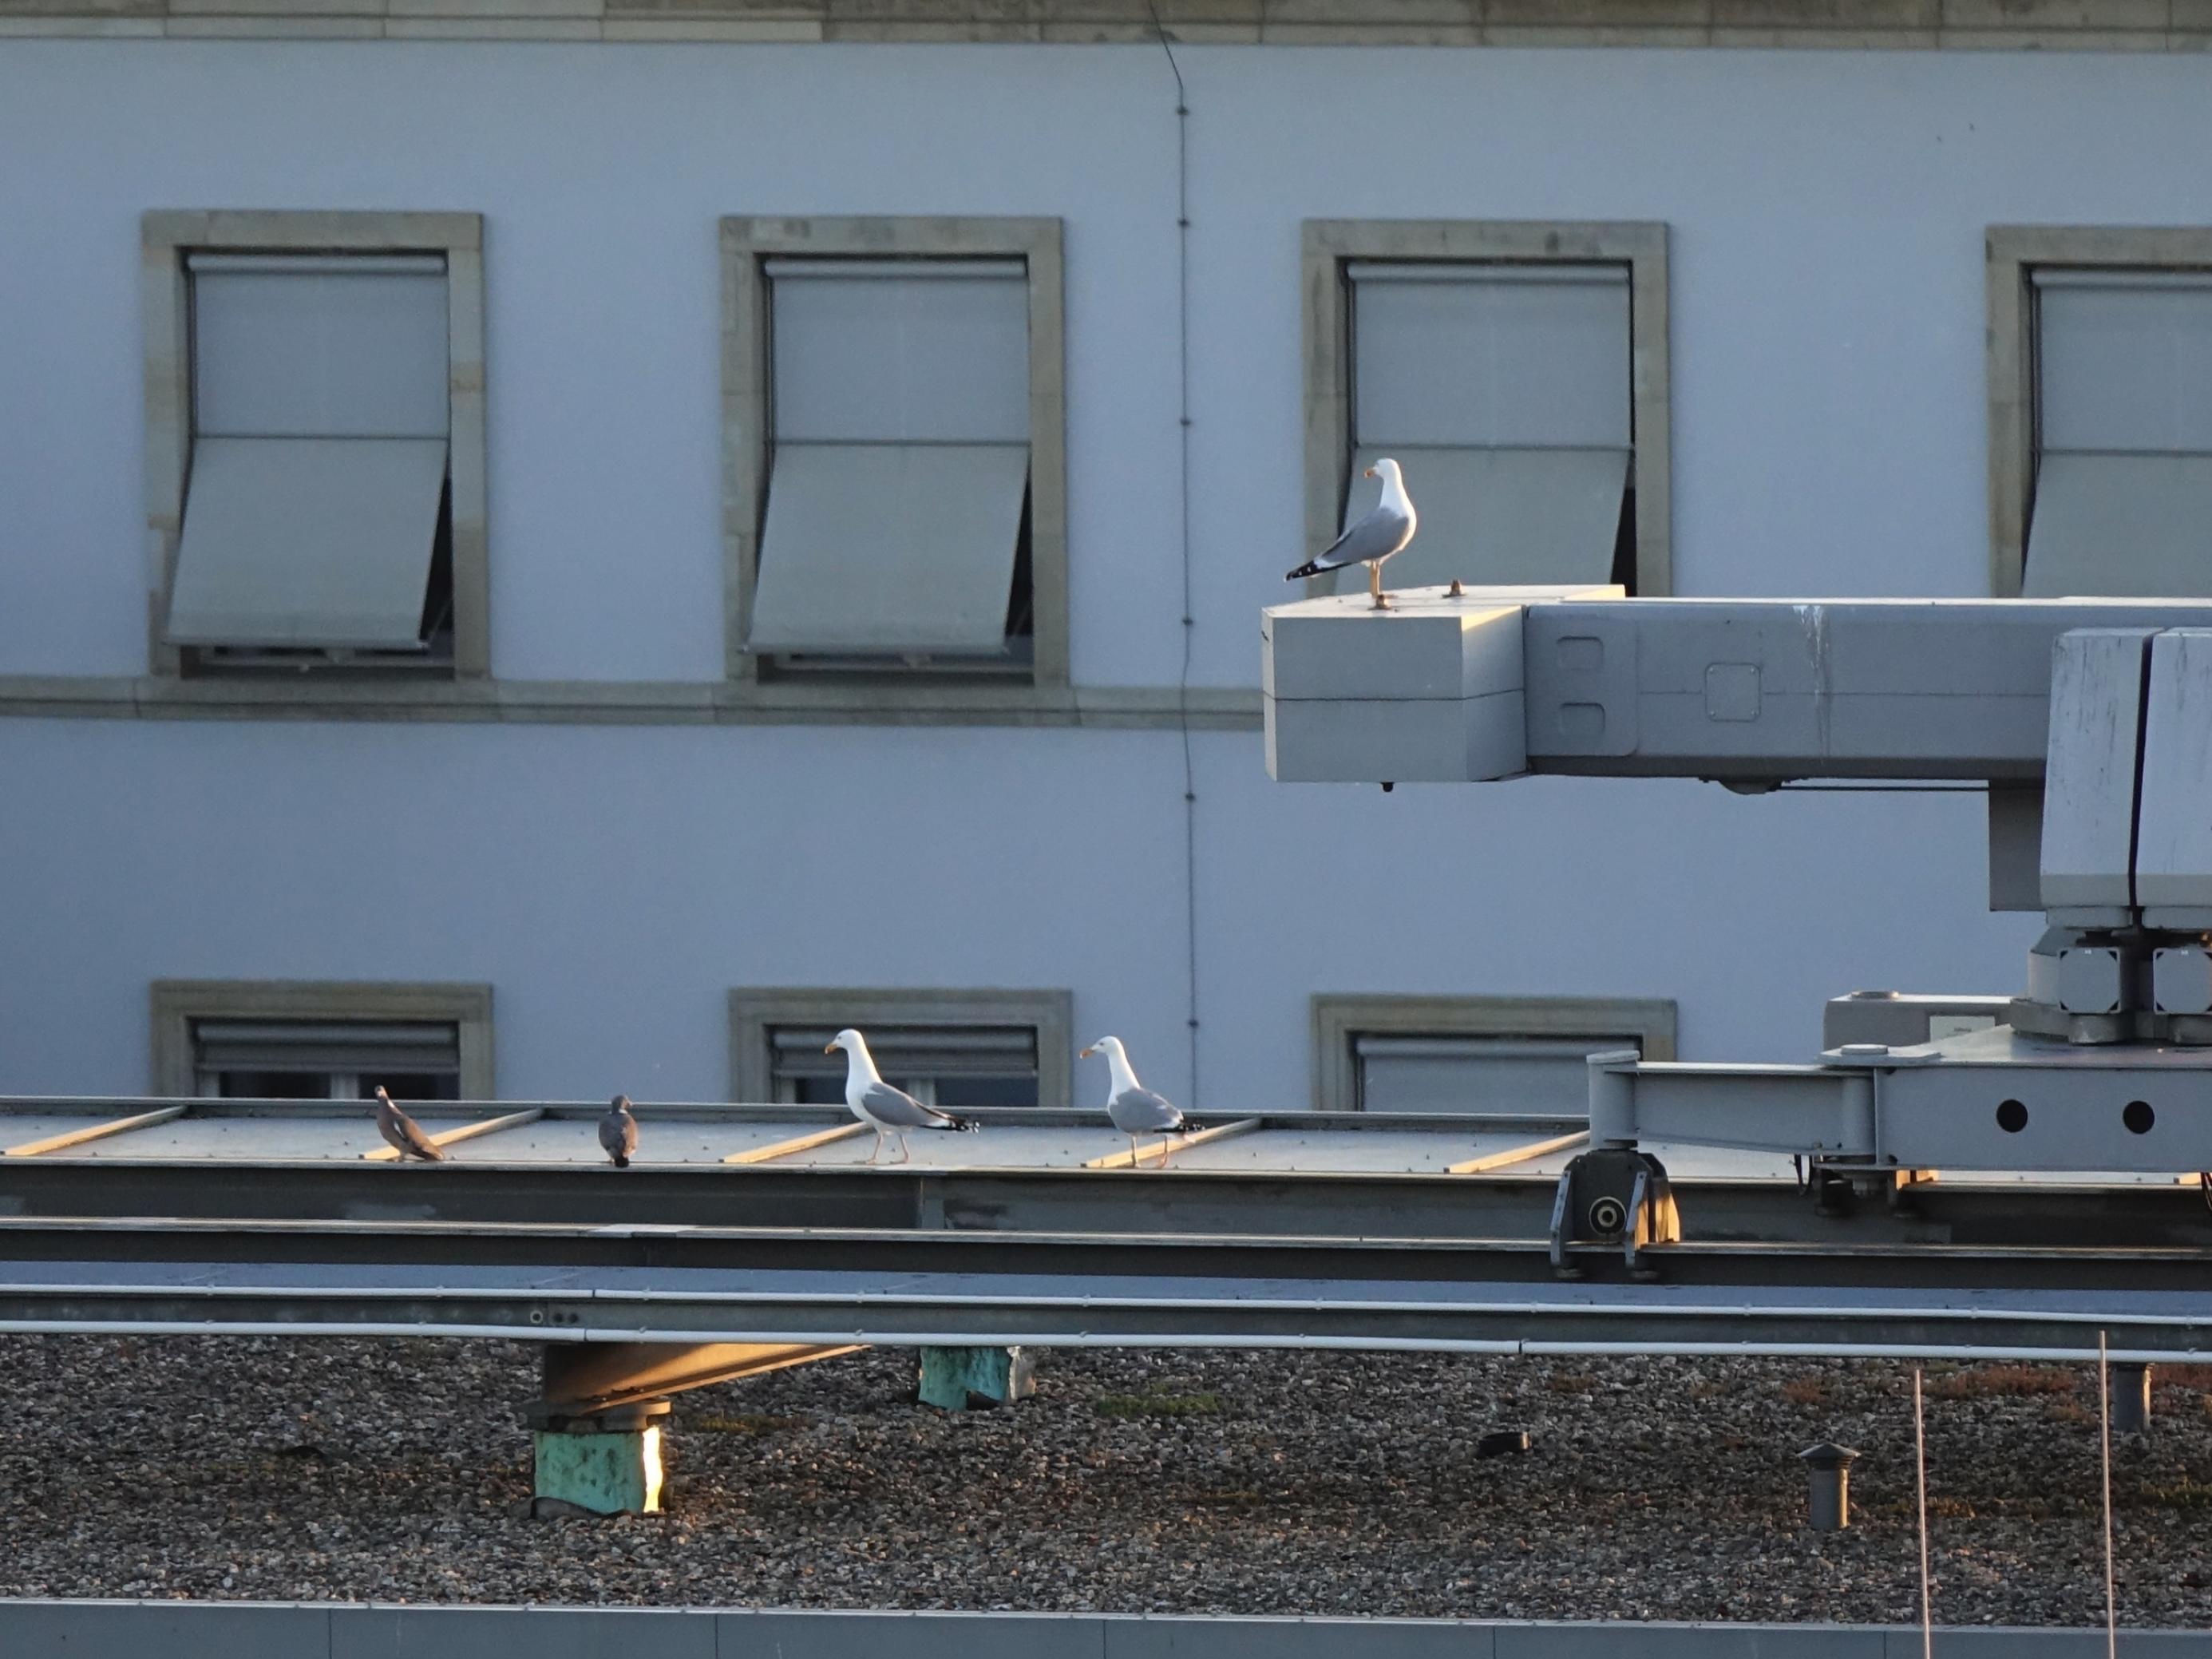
[
  {"left": 4, "top": 1154, "right": 2210, "bottom": 1247},
  {"left": 2, "top": 1218, "right": 2210, "bottom": 1360}
]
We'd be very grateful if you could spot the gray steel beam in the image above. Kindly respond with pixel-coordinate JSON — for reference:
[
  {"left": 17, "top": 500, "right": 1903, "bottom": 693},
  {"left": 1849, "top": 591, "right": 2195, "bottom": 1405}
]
[
  {"left": 1264, "top": 593, "right": 2212, "bottom": 786},
  {"left": 537, "top": 1339, "right": 864, "bottom": 1415},
  {"left": 0, "top": 1212, "right": 2201, "bottom": 1292},
  {"left": 3, "top": 1269, "right": 2209, "bottom": 1360},
  {"left": 0, "top": 1220, "right": 2210, "bottom": 1360},
  {"left": 9, "top": 1152, "right": 2212, "bottom": 1249},
  {"left": 1520, "top": 599, "right": 2212, "bottom": 782}
]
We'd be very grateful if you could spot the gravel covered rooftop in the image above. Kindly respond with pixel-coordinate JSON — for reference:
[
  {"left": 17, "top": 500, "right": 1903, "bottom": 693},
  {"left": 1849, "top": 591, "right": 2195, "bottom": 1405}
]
[{"left": 3, "top": 1334, "right": 2210, "bottom": 1625}]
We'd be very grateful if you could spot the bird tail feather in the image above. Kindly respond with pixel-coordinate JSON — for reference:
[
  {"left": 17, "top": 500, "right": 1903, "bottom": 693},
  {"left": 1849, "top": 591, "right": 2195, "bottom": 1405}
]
[{"left": 1284, "top": 559, "right": 1326, "bottom": 581}]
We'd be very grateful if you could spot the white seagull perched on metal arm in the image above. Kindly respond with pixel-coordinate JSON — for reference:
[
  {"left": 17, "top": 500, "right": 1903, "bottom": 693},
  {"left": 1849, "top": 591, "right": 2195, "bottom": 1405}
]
[
  {"left": 1284, "top": 455, "right": 1417, "bottom": 609},
  {"left": 825, "top": 1028, "right": 976, "bottom": 1165},
  {"left": 1080, "top": 1035, "right": 1188, "bottom": 1166}
]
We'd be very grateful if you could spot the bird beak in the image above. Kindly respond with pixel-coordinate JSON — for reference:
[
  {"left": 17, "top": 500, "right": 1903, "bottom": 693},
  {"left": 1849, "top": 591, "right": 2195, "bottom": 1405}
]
[
  {"left": 1079, "top": 1045, "right": 1095, "bottom": 1059},
  {"left": 823, "top": 1042, "right": 838, "bottom": 1055},
  {"left": 1363, "top": 466, "right": 1377, "bottom": 478}
]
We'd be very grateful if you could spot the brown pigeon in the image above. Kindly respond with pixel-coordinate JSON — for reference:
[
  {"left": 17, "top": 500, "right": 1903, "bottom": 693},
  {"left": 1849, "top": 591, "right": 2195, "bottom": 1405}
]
[
  {"left": 599, "top": 1095, "right": 639, "bottom": 1169},
  {"left": 374, "top": 1086, "right": 445, "bottom": 1162}
]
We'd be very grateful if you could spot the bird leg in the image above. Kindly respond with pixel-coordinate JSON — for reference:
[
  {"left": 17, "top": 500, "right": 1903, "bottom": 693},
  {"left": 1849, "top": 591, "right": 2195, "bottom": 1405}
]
[
  {"left": 897, "top": 1133, "right": 912, "bottom": 1166},
  {"left": 1126, "top": 1134, "right": 1139, "bottom": 1168},
  {"left": 1368, "top": 560, "right": 1389, "bottom": 611},
  {"left": 865, "top": 1129, "right": 883, "bottom": 1166}
]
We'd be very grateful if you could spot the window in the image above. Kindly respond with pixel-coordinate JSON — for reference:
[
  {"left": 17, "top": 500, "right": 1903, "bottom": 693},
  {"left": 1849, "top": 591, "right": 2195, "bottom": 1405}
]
[
  {"left": 1988, "top": 227, "right": 2212, "bottom": 598},
  {"left": 142, "top": 212, "right": 488, "bottom": 679},
  {"left": 150, "top": 980, "right": 494, "bottom": 1099},
  {"left": 1310, "top": 994, "right": 1676, "bottom": 1115},
  {"left": 721, "top": 217, "right": 1067, "bottom": 698},
  {"left": 1302, "top": 220, "right": 1670, "bottom": 598},
  {"left": 729, "top": 987, "right": 1073, "bottom": 1110},
  {"left": 188, "top": 1020, "right": 463, "bottom": 1101},
  {"left": 768, "top": 1026, "right": 1042, "bottom": 1109}
]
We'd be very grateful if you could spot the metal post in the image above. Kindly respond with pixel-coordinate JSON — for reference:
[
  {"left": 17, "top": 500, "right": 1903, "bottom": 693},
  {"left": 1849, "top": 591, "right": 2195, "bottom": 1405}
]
[
  {"left": 1839, "top": 1071, "right": 1877, "bottom": 1161},
  {"left": 526, "top": 1399, "right": 671, "bottom": 1516},
  {"left": 918, "top": 1346, "right": 1036, "bottom": 1411},
  {"left": 1798, "top": 1442, "right": 1860, "bottom": 1531},
  {"left": 2110, "top": 1360, "right": 2152, "bottom": 1436}
]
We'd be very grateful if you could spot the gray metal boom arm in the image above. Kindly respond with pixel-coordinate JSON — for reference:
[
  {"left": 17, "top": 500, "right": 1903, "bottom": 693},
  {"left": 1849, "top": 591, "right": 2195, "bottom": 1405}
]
[{"left": 1263, "top": 588, "right": 2212, "bottom": 786}]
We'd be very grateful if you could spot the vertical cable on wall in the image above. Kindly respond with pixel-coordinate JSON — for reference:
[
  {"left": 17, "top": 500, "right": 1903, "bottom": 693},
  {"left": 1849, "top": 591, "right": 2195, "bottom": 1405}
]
[{"left": 1146, "top": 1, "right": 1201, "bottom": 1106}]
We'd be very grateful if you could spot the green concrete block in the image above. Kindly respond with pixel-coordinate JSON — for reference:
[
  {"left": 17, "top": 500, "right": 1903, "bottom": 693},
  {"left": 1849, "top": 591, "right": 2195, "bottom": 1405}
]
[
  {"left": 532, "top": 1423, "right": 664, "bottom": 1514},
  {"left": 917, "top": 1345, "right": 1035, "bottom": 1410}
]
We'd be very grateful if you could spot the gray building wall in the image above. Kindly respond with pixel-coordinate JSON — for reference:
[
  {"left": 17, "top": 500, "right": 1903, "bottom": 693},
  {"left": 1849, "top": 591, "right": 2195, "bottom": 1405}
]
[{"left": 8, "top": 41, "right": 2196, "bottom": 1103}]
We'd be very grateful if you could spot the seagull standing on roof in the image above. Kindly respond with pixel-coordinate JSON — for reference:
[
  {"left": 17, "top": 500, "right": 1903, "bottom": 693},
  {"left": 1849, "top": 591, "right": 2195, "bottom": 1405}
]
[
  {"left": 1080, "top": 1035, "right": 1188, "bottom": 1166},
  {"left": 374, "top": 1086, "right": 445, "bottom": 1162},
  {"left": 599, "top": 1095, "right": 639, "bottom": 1169},
  {"left": 1284, "top": 456, "right": 1417, "bottom": 609},
  {"left": 825, "top": 1028, "right": 976, "bottom": 1165}
]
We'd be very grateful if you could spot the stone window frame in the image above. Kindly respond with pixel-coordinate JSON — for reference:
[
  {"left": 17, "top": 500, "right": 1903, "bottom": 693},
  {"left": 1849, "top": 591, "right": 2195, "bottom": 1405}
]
[
  {"left": 140, "top": 210, "right": 490, "bottom": 681},
  {"left": 149, "top": 978, "right": 497, "bottom": 1099},
  {"left": 1309, "top": 992, "right": 1678, "bottom": 1114},
  {"left": 1300, "top": 219, "right": 1672, "bottom": 598},
  {"left": 1985, "top": 224, "right": 2212, "bottom": 599},
  {"left": 719, "top": 215, "right": 1069, "bottom": 708},
  {"left": 727, "top": 985, "right": 1074, "bottom": 1108}
]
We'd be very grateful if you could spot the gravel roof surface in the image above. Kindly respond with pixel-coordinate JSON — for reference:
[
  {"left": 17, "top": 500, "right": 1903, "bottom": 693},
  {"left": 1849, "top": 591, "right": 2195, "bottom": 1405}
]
[{"left": 2, "top": 1334, "right": 2209, "bottom": 1624}]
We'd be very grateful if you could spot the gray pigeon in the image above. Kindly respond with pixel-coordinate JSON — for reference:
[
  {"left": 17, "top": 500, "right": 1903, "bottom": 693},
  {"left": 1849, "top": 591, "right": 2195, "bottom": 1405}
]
[
  {"left": 1080, "top": 1035, "right": 1188, "bottom": 1166},
  {"left": 824, "top": 1028, "right": 975, "bottom": 1165},
  {"left": 599, "top": 1095, "right": 639, "bottom": 1169},
  {"left": 1284, "top": 455, "right": 1418, "bottom": 608},
  {"left": 374, "top": 1086, "right": 445, "bottom": 1162}
]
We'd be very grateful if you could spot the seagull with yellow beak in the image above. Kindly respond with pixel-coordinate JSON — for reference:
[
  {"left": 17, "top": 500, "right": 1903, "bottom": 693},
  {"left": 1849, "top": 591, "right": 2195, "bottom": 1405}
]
[
  {"left": 825, "top": 1027, "right": 976, "bottom": 1165},
  {"left": 1080, "top": 1035, "right": 1188, "bottom": 1166}
]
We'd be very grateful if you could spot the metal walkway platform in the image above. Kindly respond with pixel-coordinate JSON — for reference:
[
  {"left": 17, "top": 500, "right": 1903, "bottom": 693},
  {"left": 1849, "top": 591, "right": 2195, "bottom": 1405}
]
[
  {"left": 6, "top": 1097, "right": 2211, "bottom": 1359},
  {"left": 5, "top": 1098, "right": 2208, "bottom": 1249}
]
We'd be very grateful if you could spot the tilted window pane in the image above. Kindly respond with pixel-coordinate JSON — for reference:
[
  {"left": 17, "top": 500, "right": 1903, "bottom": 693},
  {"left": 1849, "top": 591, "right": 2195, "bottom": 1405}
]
[
  {"left": 2024, "top": 452, "right": 2212, "bottom": 598},
  {"left": 1326, "top": 444, "right": 1627, "bottom": 594},
  {"left": 166, "top": 437, "right": 448, "bottom": 649},
  {"left": 749, "top": 442, "right": 1027, "bottom": 655}
]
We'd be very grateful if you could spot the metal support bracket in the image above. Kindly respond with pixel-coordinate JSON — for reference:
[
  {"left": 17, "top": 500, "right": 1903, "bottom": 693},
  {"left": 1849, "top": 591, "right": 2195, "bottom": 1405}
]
[{"left": 1549, "top": 1146, "right": 1678, "bottom": 1278}]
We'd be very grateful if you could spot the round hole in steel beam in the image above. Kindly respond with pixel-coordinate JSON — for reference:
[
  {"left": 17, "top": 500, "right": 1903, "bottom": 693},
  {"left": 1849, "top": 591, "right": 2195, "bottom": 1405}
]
[
  {"left": 1996, "top": 1099, "right": 2028, "bottom": 1134},
  {"left": 1587, "top": 1195, "right": 1627, "bottom": 1235},
  {"left": 2124, "top": 1099, "right": 2155, "bottom": 1135}
]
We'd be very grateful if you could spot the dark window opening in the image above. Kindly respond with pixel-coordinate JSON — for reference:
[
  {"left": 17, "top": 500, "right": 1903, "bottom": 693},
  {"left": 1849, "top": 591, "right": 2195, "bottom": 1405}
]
[{"left": 1609, "top": 484, "right": 1639, "bottom": 596}]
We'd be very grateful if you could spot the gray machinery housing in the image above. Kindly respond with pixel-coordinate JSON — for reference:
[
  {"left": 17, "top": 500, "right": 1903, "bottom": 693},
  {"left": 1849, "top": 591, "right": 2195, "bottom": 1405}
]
[{"left": 1263, "top": 587, "right": 2212, "bottom": 1270}]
